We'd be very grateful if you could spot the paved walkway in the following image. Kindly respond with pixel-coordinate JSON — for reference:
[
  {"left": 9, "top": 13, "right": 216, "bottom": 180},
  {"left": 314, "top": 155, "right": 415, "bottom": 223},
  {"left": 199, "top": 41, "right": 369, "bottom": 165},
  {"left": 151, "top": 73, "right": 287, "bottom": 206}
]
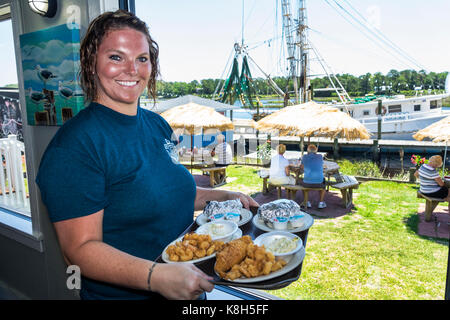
[{"left": 417, "top": 204, "right": 450, "bottom": 240}]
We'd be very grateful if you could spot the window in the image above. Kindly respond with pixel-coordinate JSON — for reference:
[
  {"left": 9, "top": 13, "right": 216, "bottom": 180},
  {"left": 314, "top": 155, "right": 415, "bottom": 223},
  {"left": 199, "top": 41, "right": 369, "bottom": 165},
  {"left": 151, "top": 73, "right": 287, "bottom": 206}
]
[
  {"left": 0, "top": 14, "right": 30, "bottom": 217},
  {"left": 414, "top": 104, "right": 421, "bottom": 111},
  {"left": 388, "top": 104, "right": 401, "bottom": 113},
  {"left": 363, "top": 110, "right": 370, "bottom": 116},
  {"left": 430, "top": 100, "right": 438, "bottom": 109}
]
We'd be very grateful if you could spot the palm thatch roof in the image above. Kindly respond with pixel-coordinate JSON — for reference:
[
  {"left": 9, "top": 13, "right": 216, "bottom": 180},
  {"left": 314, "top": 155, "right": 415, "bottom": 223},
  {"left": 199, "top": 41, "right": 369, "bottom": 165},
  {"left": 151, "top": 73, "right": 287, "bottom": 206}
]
[
  {"left": 412, "top": 116, "right": 450, "bottom": 143},
  {"left": 256, "top": 101, "right": 370, "bottom": 140},
  {"left": 160, "top": 102, "right": 234, "bottom": 135}
]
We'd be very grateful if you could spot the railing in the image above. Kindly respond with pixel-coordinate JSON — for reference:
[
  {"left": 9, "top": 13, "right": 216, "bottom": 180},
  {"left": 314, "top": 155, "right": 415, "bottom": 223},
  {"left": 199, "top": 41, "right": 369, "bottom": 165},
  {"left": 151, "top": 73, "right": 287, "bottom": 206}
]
[{"left": 0, "top": 135, "right": 30, "bottom": 216}]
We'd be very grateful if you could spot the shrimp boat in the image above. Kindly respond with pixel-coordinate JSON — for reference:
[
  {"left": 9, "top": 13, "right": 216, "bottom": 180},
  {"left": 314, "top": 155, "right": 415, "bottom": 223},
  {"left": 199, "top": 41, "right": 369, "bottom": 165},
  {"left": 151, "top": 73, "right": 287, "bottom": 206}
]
[
  {"left": 216, "top": 0, "right": 450, "bottom": 140},
  {"left": 332, "top": 89, "right": 450, "bottom": 140}
]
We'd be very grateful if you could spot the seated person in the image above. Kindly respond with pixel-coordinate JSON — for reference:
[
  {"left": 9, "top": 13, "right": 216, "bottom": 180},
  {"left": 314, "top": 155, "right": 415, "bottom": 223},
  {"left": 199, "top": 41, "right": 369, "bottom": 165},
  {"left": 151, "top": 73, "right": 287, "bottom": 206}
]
[
  {"left": 211, "top": 134, "right": 232, "bottom": 167},
  {"left": 268, "top": 144, "right": 296, "bottom": 185},
  {"left": 415, "top": 155, "right": 450, "bottom": 211},
  {"left": 300, "top": 144, "right": 326, "bottom": 209}
]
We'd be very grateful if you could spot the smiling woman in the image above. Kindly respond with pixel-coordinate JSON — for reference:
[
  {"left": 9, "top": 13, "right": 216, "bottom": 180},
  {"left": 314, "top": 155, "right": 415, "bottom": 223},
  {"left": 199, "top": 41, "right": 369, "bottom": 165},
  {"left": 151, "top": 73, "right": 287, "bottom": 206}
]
[
  {"left": 36, "top": 9, "right": 259, "bottom": 301},
  {"left": 94, "top": 28, "right": 152, "bottom": 115},
  {"left": 78, "top": 10, "right": 159, "bottom": 108}
]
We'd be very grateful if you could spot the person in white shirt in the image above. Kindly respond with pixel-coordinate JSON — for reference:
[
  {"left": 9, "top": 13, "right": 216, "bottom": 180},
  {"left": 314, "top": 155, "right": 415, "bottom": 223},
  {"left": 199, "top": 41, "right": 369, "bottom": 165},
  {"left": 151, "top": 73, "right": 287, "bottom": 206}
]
[
  {"left": 268, "top": 144, "right": 295, "bottom": 185},
  {"left": 211, "top": 134, "right": 232, "bottom": 167}
]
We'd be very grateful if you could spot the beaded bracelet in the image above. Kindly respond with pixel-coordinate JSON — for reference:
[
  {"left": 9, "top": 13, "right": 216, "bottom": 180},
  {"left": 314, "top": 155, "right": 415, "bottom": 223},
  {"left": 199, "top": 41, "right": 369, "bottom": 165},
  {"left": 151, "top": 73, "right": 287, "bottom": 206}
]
[{"left": 147, "top": 261, "right": 158, "bottom": 292}]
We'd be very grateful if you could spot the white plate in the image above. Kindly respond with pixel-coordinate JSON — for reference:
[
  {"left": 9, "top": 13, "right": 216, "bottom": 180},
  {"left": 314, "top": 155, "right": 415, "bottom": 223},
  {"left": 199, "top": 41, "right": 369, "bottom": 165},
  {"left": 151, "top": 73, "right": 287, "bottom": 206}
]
[
  {"left": 161, "top": 228, "right": 242, "bottom": 264},
  {"left": 252, "top": 214, "right": 314, "bottom": 233},
  {"left": 196, "top": 208, "right": 253, "bottom": 227},
  {"left": 214, "top": 246, "right": 305, "bottom": 283}
]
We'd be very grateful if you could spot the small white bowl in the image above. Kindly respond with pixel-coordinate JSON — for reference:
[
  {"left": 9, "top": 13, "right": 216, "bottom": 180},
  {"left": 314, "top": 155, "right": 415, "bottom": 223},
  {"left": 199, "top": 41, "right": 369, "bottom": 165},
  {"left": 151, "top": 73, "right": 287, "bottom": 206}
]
[
  {"left": 225, "top": 212, "right": 241, "bottom": 223},
  {"left": 195, "top": 220, "right": 238, "bottom": 242},
  {"left": 208, "top": 213, "right": 225, "bottom": 221},
  {"left": 272, "top": 216, "right": 289, "bottom": 230},
  {"left": 254, "top": 231, "right": 302, "bottom": 263},
  {"left": 289, "top": 213, "right": 306, "bottom": 228}
]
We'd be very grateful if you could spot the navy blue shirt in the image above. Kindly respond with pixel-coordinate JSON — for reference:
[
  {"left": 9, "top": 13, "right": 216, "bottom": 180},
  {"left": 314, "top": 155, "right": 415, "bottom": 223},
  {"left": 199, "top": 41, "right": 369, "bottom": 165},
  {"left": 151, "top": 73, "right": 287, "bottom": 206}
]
[{"left": 36, "top": 102, "right": 196, "bottom": 299}]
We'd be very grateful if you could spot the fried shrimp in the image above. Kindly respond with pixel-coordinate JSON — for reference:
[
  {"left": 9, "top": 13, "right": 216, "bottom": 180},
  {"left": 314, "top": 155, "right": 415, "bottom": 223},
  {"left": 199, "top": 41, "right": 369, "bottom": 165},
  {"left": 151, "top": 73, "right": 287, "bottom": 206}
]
[{"left": 166, "top": 232, "right": 223, "bottom": 262}]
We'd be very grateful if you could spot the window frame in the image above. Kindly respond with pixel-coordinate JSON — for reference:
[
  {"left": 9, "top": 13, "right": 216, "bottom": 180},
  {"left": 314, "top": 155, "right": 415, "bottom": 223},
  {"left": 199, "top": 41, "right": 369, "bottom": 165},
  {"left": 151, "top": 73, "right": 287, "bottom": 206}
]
[{"left": 0, "top": 0, "right": 43, "bottom": 252}]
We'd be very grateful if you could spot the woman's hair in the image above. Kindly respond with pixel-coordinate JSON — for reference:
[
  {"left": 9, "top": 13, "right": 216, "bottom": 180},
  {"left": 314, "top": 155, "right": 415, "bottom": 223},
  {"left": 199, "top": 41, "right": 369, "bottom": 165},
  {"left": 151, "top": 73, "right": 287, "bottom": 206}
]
[
  {"left": 79, "top": 10, "right": 159, "bottom": 103},
  {"left": 307, "top": 144, "right": 317, "bottom": 153},
  {"left": 216, "top": 134, "right": 225, "bottom": 143},
  {"left": 277, "top": 144, "right": 286, "bottom": 155},
  {"left": 428, "top": 155, "right": 443, "bottom": 168}
]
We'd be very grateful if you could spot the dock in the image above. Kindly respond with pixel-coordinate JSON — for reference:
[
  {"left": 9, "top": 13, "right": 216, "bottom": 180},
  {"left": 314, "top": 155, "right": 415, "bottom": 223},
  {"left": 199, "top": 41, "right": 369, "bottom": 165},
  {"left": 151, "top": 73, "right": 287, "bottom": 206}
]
[{"left": 231, "top": 132, "right": 449, "bottom": 169}]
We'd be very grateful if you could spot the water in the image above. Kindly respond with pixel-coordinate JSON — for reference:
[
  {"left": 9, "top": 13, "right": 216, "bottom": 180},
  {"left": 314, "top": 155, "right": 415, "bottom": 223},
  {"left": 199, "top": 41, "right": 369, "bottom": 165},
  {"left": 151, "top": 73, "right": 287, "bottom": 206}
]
[{"left": 226, "top": 107, "right": 280, "bottom": 120}]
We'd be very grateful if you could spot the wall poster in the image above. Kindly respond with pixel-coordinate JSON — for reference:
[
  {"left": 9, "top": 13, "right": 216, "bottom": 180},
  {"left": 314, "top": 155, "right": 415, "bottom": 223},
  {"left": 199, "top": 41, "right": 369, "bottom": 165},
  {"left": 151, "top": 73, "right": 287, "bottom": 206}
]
[{"left": 19, "top": 24, "right": 84, "bottom": 126}]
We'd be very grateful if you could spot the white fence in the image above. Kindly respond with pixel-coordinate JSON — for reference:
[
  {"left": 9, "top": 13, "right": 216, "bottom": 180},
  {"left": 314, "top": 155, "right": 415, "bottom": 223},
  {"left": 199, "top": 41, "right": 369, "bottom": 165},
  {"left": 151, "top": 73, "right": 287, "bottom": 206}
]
[{"left": 0, "top": 135, "right": 30, "bottom": 215}]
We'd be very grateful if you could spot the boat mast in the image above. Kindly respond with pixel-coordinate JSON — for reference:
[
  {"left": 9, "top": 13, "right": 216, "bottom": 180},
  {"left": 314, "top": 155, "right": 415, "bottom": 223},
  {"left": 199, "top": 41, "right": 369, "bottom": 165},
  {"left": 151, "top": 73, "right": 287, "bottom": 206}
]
[
  {"left": 281, "top": 0, "right": 310, "bottom": 104},
  {"left": 281, "top": 0, "right": 299, "bottom": 103},
  {"left": 298, "top": 0, "right": 310, "bottom": 103}
]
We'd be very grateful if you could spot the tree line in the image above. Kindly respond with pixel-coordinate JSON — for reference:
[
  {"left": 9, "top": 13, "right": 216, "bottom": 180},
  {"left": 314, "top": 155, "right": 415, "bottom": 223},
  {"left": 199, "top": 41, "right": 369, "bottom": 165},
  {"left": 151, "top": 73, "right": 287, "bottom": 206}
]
[{"left": 154, "top": 69, "right": 448, "bottom": 99}]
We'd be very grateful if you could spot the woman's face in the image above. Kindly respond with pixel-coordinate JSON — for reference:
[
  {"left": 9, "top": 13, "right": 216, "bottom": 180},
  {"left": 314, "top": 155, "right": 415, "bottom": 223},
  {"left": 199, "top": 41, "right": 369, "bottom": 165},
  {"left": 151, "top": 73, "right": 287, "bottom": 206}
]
[{"left": 95, "top": 28, "right": 151, "bottom": 113}]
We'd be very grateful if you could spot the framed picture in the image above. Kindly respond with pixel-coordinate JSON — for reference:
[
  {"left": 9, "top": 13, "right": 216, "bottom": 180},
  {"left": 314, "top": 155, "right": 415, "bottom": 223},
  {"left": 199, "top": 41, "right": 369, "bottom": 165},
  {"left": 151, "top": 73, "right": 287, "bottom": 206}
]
[{"left": 20, "top": 24, "right": 84, "bottom": 126}]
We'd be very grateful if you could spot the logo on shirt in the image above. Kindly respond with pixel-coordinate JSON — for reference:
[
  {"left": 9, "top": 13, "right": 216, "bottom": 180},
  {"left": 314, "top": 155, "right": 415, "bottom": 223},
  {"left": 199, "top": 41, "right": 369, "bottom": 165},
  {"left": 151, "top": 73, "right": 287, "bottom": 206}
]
[{"left": 164, "top": 139, "right": 179, "bottom": 164}]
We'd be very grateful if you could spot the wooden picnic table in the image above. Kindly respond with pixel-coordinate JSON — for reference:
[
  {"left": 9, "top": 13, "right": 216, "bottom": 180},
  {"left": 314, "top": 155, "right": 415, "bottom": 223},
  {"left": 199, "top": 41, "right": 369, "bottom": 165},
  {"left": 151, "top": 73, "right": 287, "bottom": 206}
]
[{"left": 288, "top": 160, "right": 340, "bottom": 187}]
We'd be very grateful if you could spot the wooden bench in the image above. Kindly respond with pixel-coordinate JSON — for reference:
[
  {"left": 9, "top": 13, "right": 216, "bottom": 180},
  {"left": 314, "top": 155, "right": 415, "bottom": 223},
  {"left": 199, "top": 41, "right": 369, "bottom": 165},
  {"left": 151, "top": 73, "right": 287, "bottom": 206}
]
[
  {"left": 258, "top": 170, "right": 295, "bottom": 198},
  {"left": 330, "top": 175, "right": 360, "bottom": 209},
  {"left": 201, "top": 167, "right": 227, "bottom": 188},
  {"left": 283, "top": 184, "right": 325, "bottom": 208},
  {"left": 417, "top": 191, "right": 447, "bottom": 222}
]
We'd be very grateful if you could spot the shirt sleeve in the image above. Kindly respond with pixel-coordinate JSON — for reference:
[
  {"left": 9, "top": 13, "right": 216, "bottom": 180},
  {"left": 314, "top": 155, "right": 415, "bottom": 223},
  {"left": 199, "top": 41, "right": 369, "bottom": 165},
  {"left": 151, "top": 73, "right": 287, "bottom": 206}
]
[{"left": 36, "top": 146, "right": 108, "bottom": 222}]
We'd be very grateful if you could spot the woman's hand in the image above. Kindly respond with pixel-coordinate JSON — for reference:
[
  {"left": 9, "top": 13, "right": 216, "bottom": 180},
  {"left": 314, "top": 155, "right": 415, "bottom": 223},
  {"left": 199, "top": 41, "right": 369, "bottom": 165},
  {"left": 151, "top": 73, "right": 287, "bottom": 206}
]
[
  {"left": 225, "top": 191, "right": 259, "bottom": 209},
  {"left": 195, "top": 187, "right": 259, "bottom": 210},
  {"left": 151, "top": 263, "right": 214, "bottom": 300}
]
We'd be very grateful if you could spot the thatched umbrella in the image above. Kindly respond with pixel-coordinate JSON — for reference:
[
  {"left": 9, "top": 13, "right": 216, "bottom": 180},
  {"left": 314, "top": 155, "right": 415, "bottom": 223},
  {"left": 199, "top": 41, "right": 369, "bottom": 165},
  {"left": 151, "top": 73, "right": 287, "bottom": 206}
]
[
  {"left": 413, "top": 116, "right": 450, "bottom": 143},
  {"left": 255, "top": 101, "right": 370, "bottom": 155},
  {"left": 161, "top": 102, "right": 234, "bottom": 134},
  {"left": 413, "top": 115, "right": 450, "bottom": 175},
  {"left": 161, "top": 102, "right": 234, "bottom": 168}
]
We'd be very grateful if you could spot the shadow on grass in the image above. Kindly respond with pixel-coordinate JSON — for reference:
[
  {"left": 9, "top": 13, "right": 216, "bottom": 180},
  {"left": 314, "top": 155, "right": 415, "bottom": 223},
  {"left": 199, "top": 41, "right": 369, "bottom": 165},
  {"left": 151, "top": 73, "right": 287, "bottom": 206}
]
[{"left": 403, "top": 213, "right": 450, "bottom": 244}]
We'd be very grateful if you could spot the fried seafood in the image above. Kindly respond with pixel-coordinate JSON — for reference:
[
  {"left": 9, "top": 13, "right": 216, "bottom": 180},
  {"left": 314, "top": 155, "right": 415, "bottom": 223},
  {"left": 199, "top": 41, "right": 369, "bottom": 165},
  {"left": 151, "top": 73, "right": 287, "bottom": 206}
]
[
  {"left": 214, "top": 235, "right": 287, "bottom": 280},
  {"left": 166, "top": 233, "right": 225, "bottom": 262},
  {"left": 214, "top": 235, "right": 252, "bottom": 277}
]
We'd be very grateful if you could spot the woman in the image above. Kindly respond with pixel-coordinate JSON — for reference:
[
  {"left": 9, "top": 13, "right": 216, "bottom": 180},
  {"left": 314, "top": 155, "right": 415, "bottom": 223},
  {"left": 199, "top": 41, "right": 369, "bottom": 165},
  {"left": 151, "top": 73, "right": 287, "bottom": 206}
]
[
  {"left": 415, "top": 155, "right": 450, "bottom": 210},
  {"left": 299, "top": 144, "right": 326, "bottom": 209},
  {"left": 211, "top": 134, "right": 232, "bottom": 167},
  {"left": 268, "top": 144, "right": 295, "bottom": 185},
  {"left": 36, "top": 10, "right": 258, "bottom": 300}
]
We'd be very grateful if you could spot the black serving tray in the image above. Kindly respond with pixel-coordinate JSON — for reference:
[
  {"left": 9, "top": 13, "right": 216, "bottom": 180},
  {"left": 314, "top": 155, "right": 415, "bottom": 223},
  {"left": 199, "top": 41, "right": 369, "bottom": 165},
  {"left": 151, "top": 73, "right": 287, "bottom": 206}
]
[{"left": 156, "top": 206, "right": 311, "bottom": 290}]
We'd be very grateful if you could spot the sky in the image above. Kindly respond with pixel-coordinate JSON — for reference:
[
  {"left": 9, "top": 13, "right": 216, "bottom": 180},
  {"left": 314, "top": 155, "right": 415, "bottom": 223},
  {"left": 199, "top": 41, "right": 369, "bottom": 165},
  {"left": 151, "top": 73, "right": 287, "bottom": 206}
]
[{"left": 1, "top": 0, "right": 449, "bottom": 86}]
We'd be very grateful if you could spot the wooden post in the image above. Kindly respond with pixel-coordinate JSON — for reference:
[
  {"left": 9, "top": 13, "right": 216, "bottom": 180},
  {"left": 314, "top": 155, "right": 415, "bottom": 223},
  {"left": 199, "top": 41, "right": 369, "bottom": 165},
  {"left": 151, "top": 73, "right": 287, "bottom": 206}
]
[
  {"left": 373, "top": 140, "right": 380, "bottom": 163},
  {"left": 299, "top": 137, "right": 304, "bottom": 157},
  {"left": 333, "top": 138, "right": 339, "bottom": 159},
  {"left": 409, "top": 167, "right": 417, "bottom": 183},
  {"left": 377, "top": 100, "right": 382, "bottom": 140},
  {"left": 399, "top": 148, "right": 404, "bottom": 172}
]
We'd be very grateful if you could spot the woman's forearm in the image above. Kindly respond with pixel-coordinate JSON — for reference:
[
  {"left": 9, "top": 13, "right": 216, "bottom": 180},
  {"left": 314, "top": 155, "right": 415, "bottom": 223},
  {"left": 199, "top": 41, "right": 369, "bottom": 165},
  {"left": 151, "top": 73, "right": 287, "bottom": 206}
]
[
  {"left": 194, "top": 187, "right": 230, "bottom": 211},
  {"left": 68, "top": 240, "right": 152, "bottom": 292}
]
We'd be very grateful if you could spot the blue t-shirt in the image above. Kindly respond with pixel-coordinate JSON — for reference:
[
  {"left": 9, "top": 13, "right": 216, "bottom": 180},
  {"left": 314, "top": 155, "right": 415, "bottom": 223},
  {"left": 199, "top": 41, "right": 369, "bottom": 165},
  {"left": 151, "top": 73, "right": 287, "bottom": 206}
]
[
  {"left": 36, "top": 102, "right": 196, "bottom": 300},
  {"left": 301, "top": 153, "right": 324, "bottom": 184}
]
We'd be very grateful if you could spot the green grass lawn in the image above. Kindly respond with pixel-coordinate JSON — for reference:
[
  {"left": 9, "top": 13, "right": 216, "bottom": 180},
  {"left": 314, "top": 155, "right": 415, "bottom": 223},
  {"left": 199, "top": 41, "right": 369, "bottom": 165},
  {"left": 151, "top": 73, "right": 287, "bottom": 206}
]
[{"left": 211, "top": 165, "right": 449, "bottom": 300}]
